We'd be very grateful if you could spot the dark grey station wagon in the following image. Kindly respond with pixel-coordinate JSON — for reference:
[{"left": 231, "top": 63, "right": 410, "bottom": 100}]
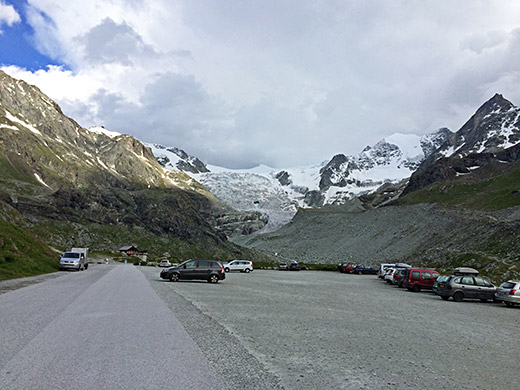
[
  {"left": 437, "top": 275, "right": 496, "bottom": 302},
  {"left": 160, "top": 259, "right": 226, "bottom": 283}
]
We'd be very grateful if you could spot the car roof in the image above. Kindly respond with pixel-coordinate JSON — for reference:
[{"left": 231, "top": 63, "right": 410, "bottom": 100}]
[
  {"left": 453, "top": 267, "right": 479, "bottom": 275},
  {"left": 408, "top": 268, "right": 439, "bottom": 272}
]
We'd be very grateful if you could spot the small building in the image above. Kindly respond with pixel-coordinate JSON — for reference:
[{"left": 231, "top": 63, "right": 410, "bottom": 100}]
[{"left": 119, "top": 245, "right": 138, "bottom": 256}]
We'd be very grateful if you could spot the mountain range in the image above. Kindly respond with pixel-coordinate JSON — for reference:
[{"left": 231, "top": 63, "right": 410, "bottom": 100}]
[
  {"left": 1, "top": 69, "right": 519, "bottom": 281},
  {"left": 149, "top": 94, "right": 520, "bottom": 232}
]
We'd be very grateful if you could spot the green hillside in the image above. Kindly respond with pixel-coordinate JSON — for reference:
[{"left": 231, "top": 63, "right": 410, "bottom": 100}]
[
  {"left": 395, "top": 165, "right": 520, "bottom": 211},
  {"left": 0, "top": 217, "right": 59, "bottom": 281}
]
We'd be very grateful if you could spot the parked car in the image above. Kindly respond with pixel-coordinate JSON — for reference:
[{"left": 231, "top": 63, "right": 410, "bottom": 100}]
[
  {"left": 223, "top": 260, "right": 253, "bottom": 273},
  {"left": 160, "top": 259, "right": 226, "bottom": 283},
  {"left": 352, "top": 265, "right": 378, "bottom": 275},
  {"left": 338, "top": 263, "right": 357, "bottom": 273},
  {"left": 378, "top": 263, "right": 396, "bottom": 279},
  {"left": 402, "top": 268, "right": 440, "bottom": 292},
  {"left": 393, "top": 268, "right": 410, "bottom": 287},
  {"left": 278, "top": 262, "right": 289, "bottom": 270},
  {"left": 159, "top": 260, "right": 172, "bottom": 267},
  {"left": 436, "top": 275, "right": 496, "bottom": 302},
  {"left": 384, "top": 268, "right": 396, "bottom": 283},
  {"left": 432, "top": 275, "right": 450, "bottom": 295},
  {"left": 289, "top": 261, "right": 301, "bottom": 271},
  {"left": 495, "top": 280, "right": 520, "bottom": 307}
]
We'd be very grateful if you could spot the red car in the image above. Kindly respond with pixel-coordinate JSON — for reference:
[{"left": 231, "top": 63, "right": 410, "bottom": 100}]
[
  {"left": 338, "top": 263, "right": 357, "bottom": 273},
  {"left": 403, "top": 268, "right": 440, "bottom": 292}
]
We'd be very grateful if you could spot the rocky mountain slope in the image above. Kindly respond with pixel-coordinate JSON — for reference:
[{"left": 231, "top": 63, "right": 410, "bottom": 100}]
[
  {"left": 0, "top": 70, "right": 261, "bottom": 262},
  {"left": 234, "top": 95, "right": 520, "bottom": 280},
  {"left": 418, "top": 94, "right": 520, "bottom": 172}
]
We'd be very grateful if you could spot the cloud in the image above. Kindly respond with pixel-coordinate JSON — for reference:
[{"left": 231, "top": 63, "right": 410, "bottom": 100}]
[
  {"left": 0, "top": 1, "right": 21, "bottom": 32},
  {"left": 77, "top": 18, "right": 159, "bottom": 66},
  {"left": 3, "top": 0, "right": 520, "bottom": 168}
]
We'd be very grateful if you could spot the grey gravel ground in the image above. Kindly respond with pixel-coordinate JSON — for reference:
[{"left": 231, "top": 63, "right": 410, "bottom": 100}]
[{"left": 142, "top": 267, "right": 520, "bottom": 390}]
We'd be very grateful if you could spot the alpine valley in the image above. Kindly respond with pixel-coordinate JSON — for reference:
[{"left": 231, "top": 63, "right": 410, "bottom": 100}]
[{"left": 1, "top": 69, "right": 519, "bottom": 281}]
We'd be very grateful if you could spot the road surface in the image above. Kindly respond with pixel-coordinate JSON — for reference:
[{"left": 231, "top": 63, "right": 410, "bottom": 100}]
[{"left": 0, "top": 264, "right": 224, "bottom": 390}]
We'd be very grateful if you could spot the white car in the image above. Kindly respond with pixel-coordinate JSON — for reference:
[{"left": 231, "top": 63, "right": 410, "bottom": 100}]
[
  {"left": 383, "top": 268, "right": 396, "bottom": 283},
  {"left": 223, "top": 260, "right": 253, "bottom": 273},
  {"left": 378, "top": 263, "right": 395, "bottom": 279},
  {"left": 159, "top": 260, "right": 172, "bottom": 267}
]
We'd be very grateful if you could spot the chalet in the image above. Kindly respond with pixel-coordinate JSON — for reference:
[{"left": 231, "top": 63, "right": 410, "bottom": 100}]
[{"left": 119, "top": 245, "right": 138, "bottom": 256}]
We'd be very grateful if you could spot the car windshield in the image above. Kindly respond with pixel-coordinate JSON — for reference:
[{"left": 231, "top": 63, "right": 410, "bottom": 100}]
[
  {"left": 63, "top": 253, "right": 80, "bottom": 259},
  {"left": 500, "top": 282, "right": 517, "bottom": 289}
]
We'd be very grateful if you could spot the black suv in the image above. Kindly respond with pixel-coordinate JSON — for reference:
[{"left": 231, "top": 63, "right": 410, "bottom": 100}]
[{"left": 160, "top": 259, "right": 226, "bottom": 283}]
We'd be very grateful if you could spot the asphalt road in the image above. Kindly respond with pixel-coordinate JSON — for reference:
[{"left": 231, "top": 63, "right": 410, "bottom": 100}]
[
  {"left": 0, "top": 264, "right": 224, "bottom": 390},
  {"left": 142, "top": 268, "right": 520, "bottom": 390}
]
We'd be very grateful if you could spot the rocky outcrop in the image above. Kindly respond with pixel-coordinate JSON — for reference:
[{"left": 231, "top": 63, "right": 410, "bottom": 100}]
[
  {"left": 213, "top": 211, "right": 269, "bottom": 236},
  {"left": 152, "top": 144, "right": 210, "bottom": 174}
]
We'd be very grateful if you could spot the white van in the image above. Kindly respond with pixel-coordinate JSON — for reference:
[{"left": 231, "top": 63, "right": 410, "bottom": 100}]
[{"left": 59, "top": 248, "right": 89, "bottom": 271}]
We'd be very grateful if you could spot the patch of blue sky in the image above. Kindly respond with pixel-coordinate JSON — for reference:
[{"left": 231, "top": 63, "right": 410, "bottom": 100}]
[{"left": 0, "top": 0, "right": 64, "bottom": 71}]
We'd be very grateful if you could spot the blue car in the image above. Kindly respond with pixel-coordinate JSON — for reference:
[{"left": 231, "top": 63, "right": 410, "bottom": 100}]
[{"left": 352, "top": 265, "right": 378, "bottom": 275}]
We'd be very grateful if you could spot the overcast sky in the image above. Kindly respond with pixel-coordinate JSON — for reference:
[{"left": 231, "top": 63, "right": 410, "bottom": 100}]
[{"left": 1, "top": 0, "right": 520, "bottom": 168}]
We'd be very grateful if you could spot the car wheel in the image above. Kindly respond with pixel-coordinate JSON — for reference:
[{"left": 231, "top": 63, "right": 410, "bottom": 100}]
[
  {"left": 357, "top": 271, "right": 362, "bottom": 275},
  {"left": 224, "top": 267, "right": 230, "bottom": 272},
  {"left": 412, "top": 285, "right": 420, "bottom": 293},
  {"left": 208, "top": 274, "right": 219, "bottom": 283},
  {"left": 504, "top": 301, "right": 513, "bottom": 307},
  {"left": 245, "top": 268, "right": 251, "bottom": 273},
  {"left": 84, "top": 264, "right": 88, "bottom": 270},
  {"left": 453, "top": 292, "right": 464, "bottom": 302},
  {"left": 441, "top": 295, "right": 449, "bottom": 301},
  {"left": 170, "top": 273, "right": 180, "bottom": 282}
]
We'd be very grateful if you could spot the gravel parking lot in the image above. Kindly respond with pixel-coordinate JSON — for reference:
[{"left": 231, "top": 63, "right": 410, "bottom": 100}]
[{"left": 142, "top": 268, "right": 518, "bottom": 390}]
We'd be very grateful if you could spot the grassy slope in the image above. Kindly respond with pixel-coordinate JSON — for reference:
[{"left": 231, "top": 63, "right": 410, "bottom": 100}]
[
  {"left": 29, "top": 219, "right": 255, "bottom": 263},
  {"left": 0, "top": 218, "right": 59, "bottom": 280},
  {"left": 395, "top": 165, "right": 520, "bottom": 211}
]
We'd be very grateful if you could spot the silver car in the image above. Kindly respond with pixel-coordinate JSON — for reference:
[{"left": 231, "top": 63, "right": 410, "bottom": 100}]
[
  {"left": 437, "top": 275, "right": 496, "bottom": 302},
  {"left": 495, "top": 280, "right": 520, "bottom": 307},
  {"left": 223, "top": 260, "right": 253, "bottom": 273}
]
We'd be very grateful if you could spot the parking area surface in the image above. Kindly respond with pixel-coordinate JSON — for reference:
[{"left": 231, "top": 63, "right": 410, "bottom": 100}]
[{"left": 142, "top": 268, "right": 519, "bottom": 390}]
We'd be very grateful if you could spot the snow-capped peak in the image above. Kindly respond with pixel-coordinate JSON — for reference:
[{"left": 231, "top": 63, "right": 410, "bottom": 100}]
[{"left": 87, "top": 126, "right": 121, "bottom": 138}]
